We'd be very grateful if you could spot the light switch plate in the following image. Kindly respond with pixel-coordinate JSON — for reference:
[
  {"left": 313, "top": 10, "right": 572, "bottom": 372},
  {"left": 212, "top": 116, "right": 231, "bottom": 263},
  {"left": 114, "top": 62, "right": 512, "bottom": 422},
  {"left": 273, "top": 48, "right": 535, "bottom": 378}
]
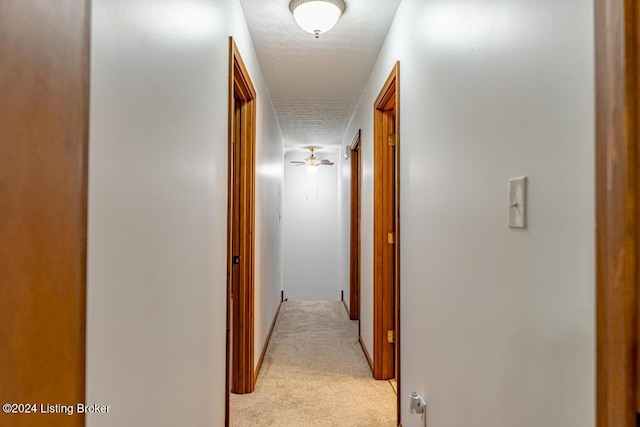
[{"left": 508, "top": 176, "right": 527, "bottom": 229}]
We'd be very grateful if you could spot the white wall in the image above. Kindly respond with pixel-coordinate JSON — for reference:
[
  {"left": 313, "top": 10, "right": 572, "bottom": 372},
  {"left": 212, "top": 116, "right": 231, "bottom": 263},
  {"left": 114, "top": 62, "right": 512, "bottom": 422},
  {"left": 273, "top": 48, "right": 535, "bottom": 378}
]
[
  {"left": 87, "top": 1, "right": 283, "bottom": 425},
  {"left": 340, "top": 1, "right": 595, "bottom": 426},
  {"left": 283, "top": 150, "right": 339, "bottom": 301}
]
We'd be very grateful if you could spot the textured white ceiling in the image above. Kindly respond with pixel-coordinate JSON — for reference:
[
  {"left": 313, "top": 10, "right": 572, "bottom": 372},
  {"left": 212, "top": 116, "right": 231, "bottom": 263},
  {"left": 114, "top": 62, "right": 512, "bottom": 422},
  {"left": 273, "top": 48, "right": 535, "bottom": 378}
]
[{"left": 239, "top": 0, "right": 401, "bottom": 149}]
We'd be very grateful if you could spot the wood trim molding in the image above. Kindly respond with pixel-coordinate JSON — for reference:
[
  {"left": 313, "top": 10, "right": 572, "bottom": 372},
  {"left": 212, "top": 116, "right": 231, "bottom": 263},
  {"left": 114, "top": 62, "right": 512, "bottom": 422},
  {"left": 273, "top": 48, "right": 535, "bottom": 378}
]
[
  {"left": 359, "top": 336, "right": 374, "bottom": 375},
  {"left": 351, "top": 129, "right": 362, "bottom": 151},
  {"left": 595, "top": 1, "right": 639, "bottom": 426},
  {"left": 231, "top": 41, "right": 256, "bottom": 100},
  {"left": 349, "top": 129, "right": 362, "bottom": 321},
  {"left": 0, "top": 3, "right": 90, "bottom": 425},
  {"left": 226, "top": 36, "right": 257, "bottom": 408},
  {"left": 373, "top": 62, "right": 400, "bottom": 382},
  {"left": 394, "top": 62, "right": 402, "bottom": 424},
  {"left": 254, "top": 300, "right": 283, "bottom": 382}
]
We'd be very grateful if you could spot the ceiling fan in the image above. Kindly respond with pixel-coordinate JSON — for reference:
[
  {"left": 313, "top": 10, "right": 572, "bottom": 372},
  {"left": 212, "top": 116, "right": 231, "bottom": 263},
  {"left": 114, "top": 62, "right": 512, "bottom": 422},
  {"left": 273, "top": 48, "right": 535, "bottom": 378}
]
[{"left": 290, "top": 146, "right": 334, "bottom": 174}]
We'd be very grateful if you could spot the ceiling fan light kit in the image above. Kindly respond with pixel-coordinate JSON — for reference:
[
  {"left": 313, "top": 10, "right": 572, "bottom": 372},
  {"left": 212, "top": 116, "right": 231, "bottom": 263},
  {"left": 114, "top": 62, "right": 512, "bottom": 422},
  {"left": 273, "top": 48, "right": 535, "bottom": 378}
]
[
  {"left": 289, "top": 0, "right": 346, "bottom": 38},
  {"left": 290, "top": 146, "right": 335, "bottom": 174}
]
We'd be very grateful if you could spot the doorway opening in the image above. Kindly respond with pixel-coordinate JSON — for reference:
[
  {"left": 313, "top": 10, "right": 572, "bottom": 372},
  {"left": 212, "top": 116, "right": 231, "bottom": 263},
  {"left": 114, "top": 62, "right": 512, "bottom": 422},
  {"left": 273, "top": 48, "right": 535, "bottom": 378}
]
[
  {"left": 373, "top": 61, "right": 401, "bottom": 420},
  {"left": 226, "top": 36, "right": 257, "bottom": 422},
  {"left": 350, "top": 129, "right": 362, "bottom": 321}
]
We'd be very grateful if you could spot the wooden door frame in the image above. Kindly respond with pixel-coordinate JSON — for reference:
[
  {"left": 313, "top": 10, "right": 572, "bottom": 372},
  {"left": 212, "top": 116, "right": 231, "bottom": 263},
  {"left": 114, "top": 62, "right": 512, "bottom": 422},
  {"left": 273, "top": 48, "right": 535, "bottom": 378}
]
[
  {"left": 0, "top": 2, "right": 89, "bottom": 426},
  {"left": 595, "top": 1, "right": 639, "bottom": 426},
  {"left": 350, "top": 129, "right": 362, "bottom": 321},
  {"left": 373, "top": 62, "right": 400, "bottom": 389},
  {"left": 226, "top": 37, "right": 257, "bottom": 418}
]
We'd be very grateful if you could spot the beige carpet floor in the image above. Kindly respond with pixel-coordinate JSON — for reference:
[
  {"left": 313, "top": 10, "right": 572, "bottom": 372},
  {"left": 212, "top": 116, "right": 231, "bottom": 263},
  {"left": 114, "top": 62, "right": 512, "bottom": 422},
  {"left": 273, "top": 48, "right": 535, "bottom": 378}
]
[{"left": 230, "top": 301, "right": 396, "bottom": 427}]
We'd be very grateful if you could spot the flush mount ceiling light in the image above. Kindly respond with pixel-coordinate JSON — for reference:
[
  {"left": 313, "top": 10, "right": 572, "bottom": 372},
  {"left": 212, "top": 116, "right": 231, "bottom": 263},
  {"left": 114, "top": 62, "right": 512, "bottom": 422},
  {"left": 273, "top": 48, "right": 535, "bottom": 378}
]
[{"left": 289, "top": 0, "right": 346, "bottom": 38}]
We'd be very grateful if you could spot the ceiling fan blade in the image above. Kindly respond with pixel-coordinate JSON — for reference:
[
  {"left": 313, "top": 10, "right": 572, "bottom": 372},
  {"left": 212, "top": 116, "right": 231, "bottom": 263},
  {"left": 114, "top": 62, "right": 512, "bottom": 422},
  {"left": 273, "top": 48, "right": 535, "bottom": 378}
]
[
  {"left": 290, "top": 161, "right": 305, "bottom": 164},
  {"left": 319, "top": 160, "right": 334, "bottom": 165}
]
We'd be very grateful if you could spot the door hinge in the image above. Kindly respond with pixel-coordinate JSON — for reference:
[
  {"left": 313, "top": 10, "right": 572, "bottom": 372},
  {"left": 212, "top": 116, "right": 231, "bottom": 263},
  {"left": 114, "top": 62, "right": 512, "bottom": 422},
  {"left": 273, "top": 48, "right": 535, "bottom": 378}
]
[
  {"left": 387, "top": 330, "right": 395, "bottom": 343},
  {"left": 388, "top": 134, "right": 396, "bottom": 146},
  {"left": 232, "top": 255, "right": 241, "bottom": 265},
  {"left": 387, "top": 232, "right": 395, "bottom": 245}
]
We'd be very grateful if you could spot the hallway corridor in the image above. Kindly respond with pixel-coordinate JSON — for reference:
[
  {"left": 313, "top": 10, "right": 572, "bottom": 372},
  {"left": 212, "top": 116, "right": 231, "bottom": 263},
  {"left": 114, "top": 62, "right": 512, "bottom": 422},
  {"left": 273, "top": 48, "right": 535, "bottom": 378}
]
[
  {"left": 230, "top": 301, "right": 395, "bottom": 427},
  {"left": 1, "top": 0, "right": 606, "bottom": 426}
]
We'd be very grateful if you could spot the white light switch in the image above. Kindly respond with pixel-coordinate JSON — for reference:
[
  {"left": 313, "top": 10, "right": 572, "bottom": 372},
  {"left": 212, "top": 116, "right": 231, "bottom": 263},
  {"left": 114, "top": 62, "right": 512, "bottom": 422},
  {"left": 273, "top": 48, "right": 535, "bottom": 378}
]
[{"left": 508, "top": 176, "right": 527, "bottom": 229}]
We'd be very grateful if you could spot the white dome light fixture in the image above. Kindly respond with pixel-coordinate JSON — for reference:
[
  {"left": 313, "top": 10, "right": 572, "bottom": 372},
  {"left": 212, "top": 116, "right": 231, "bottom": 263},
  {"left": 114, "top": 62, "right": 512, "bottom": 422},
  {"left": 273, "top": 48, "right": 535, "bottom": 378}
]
[
  {"left": 289, "top": 0, "right": 346, "bottom": 38},
  {"left": 306, "top": 164, "right": 319, "bottom": 174}
]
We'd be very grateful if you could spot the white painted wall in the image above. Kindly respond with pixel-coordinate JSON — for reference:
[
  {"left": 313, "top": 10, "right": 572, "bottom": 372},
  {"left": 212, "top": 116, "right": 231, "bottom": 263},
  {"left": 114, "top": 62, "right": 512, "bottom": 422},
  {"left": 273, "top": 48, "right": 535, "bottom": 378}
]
[
  {"left": 340, "top": 1, "right": 595, "bottom": 426},
  {"left": 87, "top": 1, "right": 283, "bottom": 425},
  {"left": 283, "top": 150, "right": 339, "bottom": 301}
]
